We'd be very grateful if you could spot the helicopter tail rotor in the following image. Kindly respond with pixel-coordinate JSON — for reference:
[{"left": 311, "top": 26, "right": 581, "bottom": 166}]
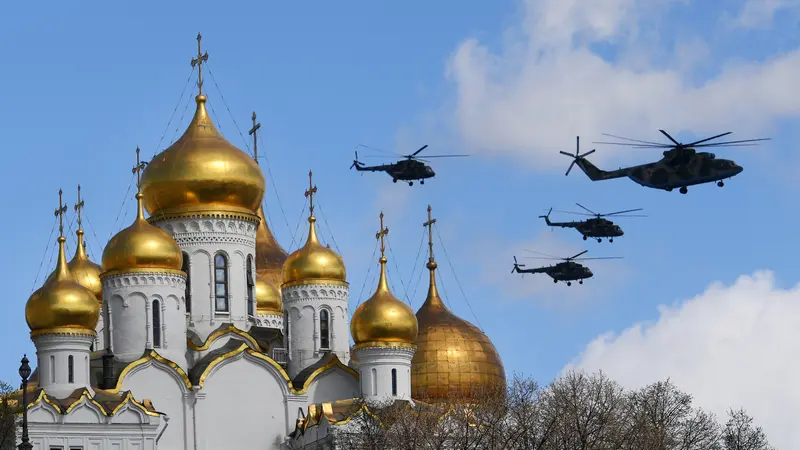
[
  {"left": 512, "top": 255, "right": 525, "bottom": 274},
  {"left": 561, "top": 136, "right": 596, "bottom": 176},
  {"left": 350, "top": 151, "right": 364, "bottom": 170}
]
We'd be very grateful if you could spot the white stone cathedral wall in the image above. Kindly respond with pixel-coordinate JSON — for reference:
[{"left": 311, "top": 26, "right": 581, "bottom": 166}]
[
  {"left": 153, "top": 215, "right": 258, "bottom": 342},
  {"left": 32, "top": 333, "right": 94, "bottom": 399},
  {"left": 94, "top": 306, "right": 104, "bottom": 351},
  {"left": 355, "top": 346, "right": 415, "bottom": 402},
  {"left": 282, "top": 283, "right": 350, "bottom": 378},
  {"left": 102, "top": 272, "right": 187, "bottom": 370}
]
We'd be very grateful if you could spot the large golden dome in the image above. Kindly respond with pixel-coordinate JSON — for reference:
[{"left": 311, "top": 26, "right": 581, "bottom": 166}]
[
  {"left": 102, "top": 193, "right": 183, "bottom": 274},
  {"left": 351, "top": 255, "right": 418, "bottom": 349},
  {"left": 27, "top": 236, "right": 100, "bottom": 337},
  {"left": 282, "top": 216, "right": 346, "bottom": 286},
  {"left": 47, "top": 229, "right": 102, "bottom": 303},
  {"left": 256, "top": 205, "right": 287, "bottom": 286},
  {"left": 256, "top": 273, "right": 282, "bottom": 314},
  {"left": 411, "top": 260, "right": 505, "bottom": 401},
  {"left": 140, "top": 94, "right": 266, "bottom": 217}
]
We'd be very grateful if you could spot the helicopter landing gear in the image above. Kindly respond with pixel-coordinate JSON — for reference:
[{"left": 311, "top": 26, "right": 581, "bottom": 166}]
[
  {"left": 666, "top": 187, "right": 673, "bottom": 192},
  {"left": 680, "top": 186, "right": 688, "bottom": 194},
  {"left": 420, "top": 179, "right": 424, "bottom": 185},
  {"left": 583, "top": 235, "right": 588, "bottom": 241},
  {"left": 408, "top": 181, "right": 414, "bottom": 186},
  {"left": 553, "top": 278, "right": 558, "bottom": 283},
  {"left": 579, "top": 280, "right": 583, "bottom": 284},
  {"left": 567, "top": 281, "right": 572, "bottom": 286},
  {"left": 597, "top": 238, "right": 602, "bottom": 243},
  {"left": 609, "top": 238, "right": 614, "bottom": 243},
  {"left": 717, "top": 180, "right": 724, "bottom": 187},
  {"left": 393, "top": 178, "right": 397, "bottom": 183}
]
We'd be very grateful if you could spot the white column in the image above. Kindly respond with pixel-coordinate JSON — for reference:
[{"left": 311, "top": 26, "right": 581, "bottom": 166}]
[
  {"left": 355, "top": 346, "right": 415, "bottom": 403},
  {"left": 33, "top": 332, "right": 95, "bottom": 399}
]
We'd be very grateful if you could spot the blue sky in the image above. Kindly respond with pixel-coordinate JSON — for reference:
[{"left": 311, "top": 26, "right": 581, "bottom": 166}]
[{"left": 3, "top": 1, "right": 800, "bottom": 442}]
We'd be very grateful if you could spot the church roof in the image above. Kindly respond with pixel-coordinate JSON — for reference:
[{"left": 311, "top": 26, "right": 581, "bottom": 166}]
[
  {"left": 291, "top": 352, "right": 343, "bottom": 388},
  {"left": 188, "top": 339, "right": 247, "bottom": 385},
  {"left": 5, "top": 387, "right": 160, "bottom": 417}
]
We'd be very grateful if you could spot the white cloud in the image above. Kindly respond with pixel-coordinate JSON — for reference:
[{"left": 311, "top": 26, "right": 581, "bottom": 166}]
[
  {"left": 446, "top": 0, "right": 800, "bottom": 169},
  {"left": 735, "top": 0, "right": 799, "bottom": 28},
  {"left": 567, "top": 271, "right": 800, "bottom": 450},
  {"left": 477, "top": 230, "right": 628, "bottom": 306}
]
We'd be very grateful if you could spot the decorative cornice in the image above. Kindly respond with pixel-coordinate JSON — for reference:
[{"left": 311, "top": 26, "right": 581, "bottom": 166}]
[
  {"left": 30, "top": 327, "right": 96, "bottom": 339},
  {"left": 187, "top": 324, "right": 263, "bottom": 352},
  {"left": 353, "top": 341, "right": 417, "bottom": 352},
  {"left": 282, "top": 284, "right": 349, "bottom": 303},
  {"left": 25, "top": 388, "right": 161, "bottom": 418},
  {"left": 282, "top": 279, "right": 350, "bottom": 290},
  {"left": 148, "top": 209, "right": 259, "bottom": 224},
  {"left": 101, "top": 268, "right": 186, "bottom": 280}
]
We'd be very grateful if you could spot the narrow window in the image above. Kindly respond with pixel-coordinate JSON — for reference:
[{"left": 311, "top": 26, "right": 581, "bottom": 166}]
[
  {"left": 49, "top": 355, "right": 55, "bottom": 383},
  {"left": 391, "top": 368, "right": 397, "bottom": 396},
  {"left": 371, "top": 368, "right": 377, "bottom": 396},
  {"left": 320, "top": 310, "right": 330, "bottom": 349},
  {"left": 246, "top": 256, "right": 254, "bottom": 316},
  {"left": 68, "top": 355, "right": 74, "bottom": 383},
  {"left": 152, "top": 300, "right": 161, "bottom": 348},
  {"left": 182, "top": 252, "right": 191, "bottom": 313},
  {"left": 214, "top": 253, "right": 229, "bottom": 312}
]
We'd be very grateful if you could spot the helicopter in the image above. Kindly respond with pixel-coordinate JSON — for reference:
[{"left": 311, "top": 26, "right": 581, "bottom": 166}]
[
  {"left": 350, "top": 144, "right": 468, "bottom": 186},
  {"left": 561, "top": 131, "right": 769, "bottom": 194},
  {"left": 540, "top": 204, "right": 645, "bottom": 243},
  {"left": 511, "top": 250, "right": 622, "bottom": 286}
]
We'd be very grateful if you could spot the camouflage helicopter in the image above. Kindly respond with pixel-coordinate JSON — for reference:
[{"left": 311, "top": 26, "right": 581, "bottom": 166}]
[
  {"left": 511, "top": 250, "right": 622, "bottom": 286},
  {"left": 540, "top": 203, "right": 645, "bottom": 243},
  {"left": 561, "top": 131, "right": 769, "bottom": 194},
  {"left": 350, "top": 144, "right": 468, "bottom": 186}
]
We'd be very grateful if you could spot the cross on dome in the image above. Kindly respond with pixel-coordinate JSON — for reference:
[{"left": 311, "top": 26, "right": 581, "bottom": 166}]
[
  {"left": 376, "top": 211, "right": 389, "bottom": 259},
  {"left": 305, "top": 171, "right": 318, "bottom": 217},
  {"left": 249, "top": 111, "right": 261, "bottom": 162},
  {"left": 191, "top": 32, "right": 209, "bottom": 96},
  {"left": 54, "top": 188, "right": 67, "bottom": 238}
]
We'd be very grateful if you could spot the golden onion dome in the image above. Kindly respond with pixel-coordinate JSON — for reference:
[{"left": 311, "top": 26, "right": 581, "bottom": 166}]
[
  {"left": 26, "top": 235, "right": 100, "bottom": 336},
  {"left": 102, "top": 193, "right": 183, "bottom": 273},
  {"left": 140, "top": 94, "right": 266, "bottom": 217},
  {"left": 47, "top": 229, "right": 103, "bottom": 303},
  {"left": 282, "top": 216, "right": 346, "bottom": 286},
  {"left": 351, "top": 255, "right": 418, "bottom": 349},
  {"left": 411, "top": 259, "right": 506, "bottom": 401},
  {"left": 255, "top": 273, "right": 282, "bottom": 314},
  {"left": 256, "top": 205, "right": 288, "bottom": 286}
]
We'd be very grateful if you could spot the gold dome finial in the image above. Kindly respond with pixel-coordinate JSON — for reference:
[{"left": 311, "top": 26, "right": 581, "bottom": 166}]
[
  {"left": 102, "top": 149, "right": 183, "bottom": 274},
  {"left": 63, "top": 185, "right": 102, "bottom": 302},
  {"left": 26, "top": 189, "right": 99, "bottom": 336},
  {"left": 350, "top": 212, "right": 418, "bottom": 349},
  {"left": 412, "top": 205, "right": 506, "bottom": 401},
  {"left": 191, "top": 32, "right": 209, "bottom": 96},
  {"left": 249, "top": 111, "right": 261, "bottom": 162},
  {"left": 282, "top": 171, "right": 346, "bottom": 285}
]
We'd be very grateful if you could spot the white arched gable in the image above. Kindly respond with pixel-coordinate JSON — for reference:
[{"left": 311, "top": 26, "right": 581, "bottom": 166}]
[
  {"left": 109, "top": 404, "right": 148, "bottom": 424},
  {"left": 201, "top": 350, "right": 291, "bottom": 396},
  {"left": 27, "top": 401, "right": 59, "bottom": 423},
  {"left": 121, "top": 359, "right": 190, "bottom": 395},
  {"left": 304, "top": 366, "right": 360, "bottom": 404},
  {"left": 63, "top": 398, "right": 105, "bottom": 424}
]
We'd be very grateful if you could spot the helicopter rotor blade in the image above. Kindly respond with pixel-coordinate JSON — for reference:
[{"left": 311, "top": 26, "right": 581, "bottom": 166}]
[
  {"left": 684, "top": 131, "right": 732, "bottom": 147},
  {"left": 565, "top": 160, "right": 576, "bottom": 176},
  {"left": 575, "top": 203, "right": 597, "bottom": 216},
  {"left": 568, "top": 250, "right": 589, "bottom": 260},
  {"left": 559, "top": 151, "right": 574, "bottom": 157},
  {"left": 411, "top": 145, "right": 429, "bottom": 156},
  {"left": 523, "top": 256, "right": 564, "bottom": 260},
  {"left": 418, "top": 155, "right": 470, "bottom": 158},
  {"left": 693, "top": 138, "right": 771, "bottom": 147},
  {"left": 603, "top": 208, "right": 644, "bottom": 216},
  {"left": 607, "top": 214, "right": 647, "bottom": 218},
  {"left": 553, "top": 210, "right": 594, "bottom": 217},
  {"left": 659, "top": 129, "right": 682, "bottom": 146},
  {"left": 582, "top": 149, "right": 596, "bottom": 157},
  {"left": 523, "top": 249, "right": 562, "bottom": 259},
  {"left": 356, "top": 143, "right": 405, "bottom": 157},
  {"left": 601, "top": 133, "right": 665, "bottom": 146},
  {"left": 574, "top": 256, "right": 624, "bottom": 260},
  {"left": 593, "top": 141, "right": 672, "bottom": 148}
]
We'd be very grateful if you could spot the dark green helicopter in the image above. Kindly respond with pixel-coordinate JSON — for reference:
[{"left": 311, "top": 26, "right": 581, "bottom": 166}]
[
  {"left": 511, "top": 250, "right": 622, "bottom": 286},
  {"left": 350, "top": 144, "right": 468, "bottom": 186},
  {"left": 540, "top": 204, "right": 645, "bottom": 243},
  {"left": 562, "top": 131, "right": 769, "bottom": 194}
]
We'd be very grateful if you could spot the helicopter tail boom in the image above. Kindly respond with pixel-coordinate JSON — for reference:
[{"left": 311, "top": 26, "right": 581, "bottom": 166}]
[{"left": 561, "top": 137, "right": 627, "bottom": 181}]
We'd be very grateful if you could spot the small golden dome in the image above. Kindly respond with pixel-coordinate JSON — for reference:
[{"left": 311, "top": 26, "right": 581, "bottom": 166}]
[
  {"left": 282, "top": 217, "right": 346, "bottom": 285},
  {"left": 256, "top": 273, "right": 282, "bottom": 314},
  {"left": 411, "top": 260, "right": 506, "bottom": 401},
  {"left": 256, "top": 205, "right": 288, "bottom": 286},
  {"left": 47, "top": 230, "right": 102, "bottom": 303},
  {"left": 26, "top": 236, "right": 100, "bottom": 336},
  {"left": 102, "top": 193, "right": 183, "bottom": 273},
  {"left": 351, "top": 256, "right": 418, "bottom": 349},
  {"left": 140, "top": 95, "right": 266, "bottom": 217}
]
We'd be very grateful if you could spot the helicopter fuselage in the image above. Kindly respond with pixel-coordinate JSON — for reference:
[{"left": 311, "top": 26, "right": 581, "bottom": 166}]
[
  {"left": 385, "top": 160, "right": 436, "bottom": 181},
  {"left": 515, "top": 261, "right": 593, "bottom": 282},
  {"left": 545, "top": 217, "right": 624, "bottom": 239}
]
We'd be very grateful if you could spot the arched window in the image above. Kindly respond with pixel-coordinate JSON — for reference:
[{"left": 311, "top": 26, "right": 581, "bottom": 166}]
[
  {"left": 214, "top": 253, "right": 229, "bottom": 312},
  {"left": 320, "top": 310, "right": 330, "bottom": 349},
  {"left": 153, "top": 300, "right": 162, "bottom": 348},
  {"left": 246, "top": 256, "right": 254, "bottom": 316},
  {"left": 371, "top": 368, "right": 377, "bottom": 396},
  {"left": 68, "top": 355, "right": 74, "bottom": 383},
  {"left": 49, "top": 356, "right": 55, "bottom": 383},
  {"left": 182, "top": 252, "right": 191, "bottom": 313},
  {"left": 391, "top": 368, "right": 397, "bottom": 396}
]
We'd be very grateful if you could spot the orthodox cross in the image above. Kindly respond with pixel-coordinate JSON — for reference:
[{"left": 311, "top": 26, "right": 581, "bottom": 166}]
[
  {"left": 132, "top": 147, "right": 148, "bottom": 190},
  {"left": 249, "top": 111, "right": 261, "bottom": 162},
  {"left": 54, "top": 188, "right": 67, "bottom": 238},
  {"left": 304, "top": 171, "right": 317, "bottom": 217},
  {"left": 74, "top": 184, "right": 84, "bottom": 230},
  {"left": 376, "top": 212, "right": 389, "bottom": 258},
  {"left": 191, "top": 32, "right": 209, "bottom": 95},
  {"left": 423, "top": 204, "right": 437, "bottom": 260}
]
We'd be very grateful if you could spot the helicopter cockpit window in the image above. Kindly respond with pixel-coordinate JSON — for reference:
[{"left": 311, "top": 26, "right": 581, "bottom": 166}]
[{"left": 708, "top": 153, "right": 716, "bottom": 159}]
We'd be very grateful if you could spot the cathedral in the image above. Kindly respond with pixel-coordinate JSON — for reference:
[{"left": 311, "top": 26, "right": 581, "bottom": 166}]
[{"left": 12, "top": 36, "right": 505, "bottom": 449}]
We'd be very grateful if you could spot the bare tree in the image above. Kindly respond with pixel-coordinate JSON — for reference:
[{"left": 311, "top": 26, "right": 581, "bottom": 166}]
[
  {"left": 721, "top": 409, "right": 773, "bottom": 450},
  {"left": 0, "top": 381, "right": 18, "bottom": 450}
]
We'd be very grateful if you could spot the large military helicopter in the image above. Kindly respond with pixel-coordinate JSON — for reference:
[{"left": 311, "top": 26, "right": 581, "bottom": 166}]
[
  {"left": 350, "top": 144, "right": 468, "bottom": 186},
  {"left": 540, "top": 204, "right": 645, "bottom": 243},
  {"left": 561, "top": 131, "right": 769, "bottom": 194},
  {"left": 511, "top": 250, "right": 622, "bottom": 286}
]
